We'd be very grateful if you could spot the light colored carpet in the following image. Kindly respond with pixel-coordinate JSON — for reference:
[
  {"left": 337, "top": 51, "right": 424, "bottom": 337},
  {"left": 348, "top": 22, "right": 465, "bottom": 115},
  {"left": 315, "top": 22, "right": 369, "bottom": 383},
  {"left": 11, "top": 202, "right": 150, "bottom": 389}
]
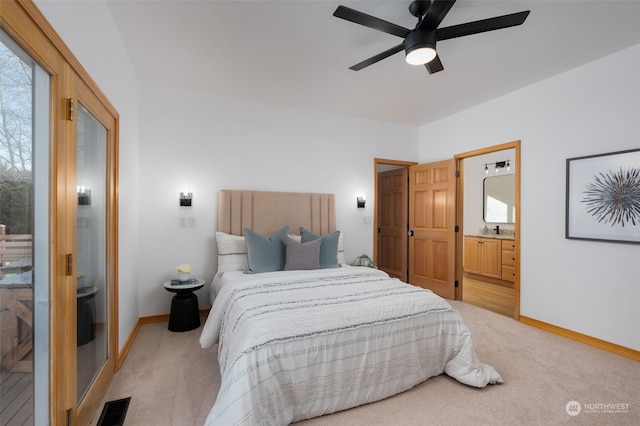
[{"left": 92, "top": 301, "right": 639, "bottom": 425}]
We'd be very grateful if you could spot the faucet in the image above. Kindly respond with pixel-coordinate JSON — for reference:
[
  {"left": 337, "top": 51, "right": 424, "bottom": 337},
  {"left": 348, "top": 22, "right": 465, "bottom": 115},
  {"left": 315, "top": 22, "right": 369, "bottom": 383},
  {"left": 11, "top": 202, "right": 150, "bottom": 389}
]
[{"left": 494, "top": 225, "right": 500, "bottom": 235}]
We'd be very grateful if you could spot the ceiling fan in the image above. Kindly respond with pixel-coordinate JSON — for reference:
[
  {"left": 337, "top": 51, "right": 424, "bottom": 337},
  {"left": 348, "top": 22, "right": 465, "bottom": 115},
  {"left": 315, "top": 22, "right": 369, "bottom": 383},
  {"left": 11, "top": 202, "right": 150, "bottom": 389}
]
[{"left": 333, "top": 0, "right": 530, "bottom": 74}]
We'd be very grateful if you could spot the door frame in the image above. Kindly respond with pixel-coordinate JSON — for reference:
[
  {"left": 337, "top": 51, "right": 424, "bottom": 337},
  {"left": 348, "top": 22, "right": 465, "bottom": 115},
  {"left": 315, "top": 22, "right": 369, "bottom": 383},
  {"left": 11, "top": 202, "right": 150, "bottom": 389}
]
[
  {"left": 454, "top": 140, "right": 521, "bottom": 319},
  {"left": 373, "top": 158, "right": 417, "bottom": 271}
]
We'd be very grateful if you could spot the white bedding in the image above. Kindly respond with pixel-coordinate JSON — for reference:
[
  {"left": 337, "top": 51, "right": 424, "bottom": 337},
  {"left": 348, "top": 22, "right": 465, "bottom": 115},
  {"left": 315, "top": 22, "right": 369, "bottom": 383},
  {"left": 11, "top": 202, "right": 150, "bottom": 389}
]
[{"left": 200, "top": 266, "right": 502, "bottom": 425}]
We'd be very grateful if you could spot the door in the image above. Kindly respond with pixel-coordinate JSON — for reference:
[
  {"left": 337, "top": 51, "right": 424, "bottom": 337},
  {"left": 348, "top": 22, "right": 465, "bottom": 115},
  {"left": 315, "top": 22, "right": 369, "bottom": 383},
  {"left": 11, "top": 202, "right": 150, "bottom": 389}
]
[
  {"left": 71, "top": 76, "right": 118, "bottom": 426},
  {"left": 376, "top": 168, "right": 408, "bottom": 282},
  {"left": 0, "top": 28, "right": 50, "bottom": 425},
  {"left": 408, "top": 160, "right": 457, "bottom": 299}
]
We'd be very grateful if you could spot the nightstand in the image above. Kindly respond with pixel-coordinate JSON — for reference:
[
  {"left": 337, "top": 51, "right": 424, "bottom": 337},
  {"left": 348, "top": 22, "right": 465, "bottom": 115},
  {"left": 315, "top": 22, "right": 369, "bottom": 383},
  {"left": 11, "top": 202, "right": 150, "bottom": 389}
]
[{"left": 163, "top": 278, "right": 205, "bottom": 332}]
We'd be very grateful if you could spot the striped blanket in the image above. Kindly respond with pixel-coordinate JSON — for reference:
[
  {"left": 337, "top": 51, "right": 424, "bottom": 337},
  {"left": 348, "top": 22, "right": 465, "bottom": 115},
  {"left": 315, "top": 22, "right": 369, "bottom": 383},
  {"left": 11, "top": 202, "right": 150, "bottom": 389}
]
[{"left": 200, "top": 266, "right": 501, "bottom": 425}]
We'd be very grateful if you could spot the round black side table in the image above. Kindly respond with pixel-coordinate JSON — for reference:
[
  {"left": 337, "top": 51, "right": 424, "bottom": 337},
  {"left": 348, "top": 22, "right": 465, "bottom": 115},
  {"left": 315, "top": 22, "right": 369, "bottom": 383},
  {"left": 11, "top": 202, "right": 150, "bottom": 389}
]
[
  {"left": 163, "top": 279, "right": 205, "bottom": 332},
  {"left": 77, "top": 286, "right": 98, "bottom": 346}
]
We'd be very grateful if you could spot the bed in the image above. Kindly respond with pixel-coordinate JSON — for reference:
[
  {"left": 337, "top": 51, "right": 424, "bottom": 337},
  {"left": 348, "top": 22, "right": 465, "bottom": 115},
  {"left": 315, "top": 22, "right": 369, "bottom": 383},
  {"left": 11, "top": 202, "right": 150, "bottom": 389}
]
[{"left": 200, "top": 190, "right": 502, "bottom": 425}]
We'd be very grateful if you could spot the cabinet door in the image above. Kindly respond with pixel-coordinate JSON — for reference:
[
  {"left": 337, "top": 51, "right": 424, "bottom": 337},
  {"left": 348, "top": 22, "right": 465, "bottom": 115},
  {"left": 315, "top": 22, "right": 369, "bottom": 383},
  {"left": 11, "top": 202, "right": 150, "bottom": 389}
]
[
  {"left": 480, "top": 238, "right": 501, "bottom": 278},
  {"left": 463, "top": 237, "right": 481, "bottom": 274}
]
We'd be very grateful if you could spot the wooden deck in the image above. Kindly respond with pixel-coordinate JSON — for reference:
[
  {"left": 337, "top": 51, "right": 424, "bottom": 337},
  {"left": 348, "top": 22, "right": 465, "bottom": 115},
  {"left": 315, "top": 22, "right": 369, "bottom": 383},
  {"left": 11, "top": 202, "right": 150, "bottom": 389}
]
[{"left": 0, "top": 370, "right": 33, "bottom": 425}]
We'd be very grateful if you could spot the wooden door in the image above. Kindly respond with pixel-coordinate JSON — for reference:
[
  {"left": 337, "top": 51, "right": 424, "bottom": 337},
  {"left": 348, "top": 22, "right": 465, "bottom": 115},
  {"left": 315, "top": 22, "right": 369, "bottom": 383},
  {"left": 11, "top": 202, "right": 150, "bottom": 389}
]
[
  {"left": 376, "top": 168, "right": 408, "bottom": 282},
  {"left": 72, "top": 74, "right": 119, "bottom": 426},
  {"left": 408, "top": 160, "right": 457, "bottom": 298}
]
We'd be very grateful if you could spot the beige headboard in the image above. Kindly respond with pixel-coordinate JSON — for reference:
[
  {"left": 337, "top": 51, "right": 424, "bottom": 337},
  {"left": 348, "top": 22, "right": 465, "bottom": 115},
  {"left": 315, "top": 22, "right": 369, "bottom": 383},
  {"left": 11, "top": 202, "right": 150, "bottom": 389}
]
[{"left": 218, "top": 190, "right": 336, "bottom": 236}]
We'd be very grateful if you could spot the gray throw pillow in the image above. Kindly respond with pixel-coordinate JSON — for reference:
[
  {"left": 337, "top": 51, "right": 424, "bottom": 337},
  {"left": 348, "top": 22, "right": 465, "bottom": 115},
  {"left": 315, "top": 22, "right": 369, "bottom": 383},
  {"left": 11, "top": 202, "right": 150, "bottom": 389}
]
[
  {"left": 283, "top": 237, "right": 321, "bottom": 270},
  {"left": 299, "top": 227, "right": 341, "bottom": 268},
  {"left": 244, "top": 225, "right": 289, "bottom": 273}
]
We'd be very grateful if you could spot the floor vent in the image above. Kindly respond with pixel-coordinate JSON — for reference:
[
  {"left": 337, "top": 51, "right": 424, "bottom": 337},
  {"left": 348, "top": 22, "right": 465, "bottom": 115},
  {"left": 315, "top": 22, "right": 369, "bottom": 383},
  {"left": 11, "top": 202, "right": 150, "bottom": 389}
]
[{"left": 97, "top": 397, "right": 131, "bottom": 426}]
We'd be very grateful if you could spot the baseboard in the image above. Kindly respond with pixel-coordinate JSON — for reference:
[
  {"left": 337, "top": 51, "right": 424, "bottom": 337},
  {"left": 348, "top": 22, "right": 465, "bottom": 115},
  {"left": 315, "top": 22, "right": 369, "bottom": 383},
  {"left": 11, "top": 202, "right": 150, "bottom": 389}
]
[
  {"left": 116, "top": 320, "right": 141, "bottom": 371},
  {"left": 116, "top": 309, "right": 210, "bottom": 370},
  {"left": 140, "top": 314, "right": 170, "bottom": 324},
  {"left": 519, "top": 316, "right": 639, "bottom": 362}
]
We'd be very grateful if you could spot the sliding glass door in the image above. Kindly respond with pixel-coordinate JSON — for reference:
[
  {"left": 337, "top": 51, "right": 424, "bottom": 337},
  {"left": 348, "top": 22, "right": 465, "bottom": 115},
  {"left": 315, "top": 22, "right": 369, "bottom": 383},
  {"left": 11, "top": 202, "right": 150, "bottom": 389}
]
[{"left": 0, "top": 29, "right": 50, "bottom": 426}]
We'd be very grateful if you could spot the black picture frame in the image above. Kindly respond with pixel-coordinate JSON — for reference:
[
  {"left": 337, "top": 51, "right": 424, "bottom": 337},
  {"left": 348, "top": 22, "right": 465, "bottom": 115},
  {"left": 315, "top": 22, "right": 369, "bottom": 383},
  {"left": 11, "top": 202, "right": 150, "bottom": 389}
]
[{"left": 565, "top": 148, "right": 640, "bottom": 244}]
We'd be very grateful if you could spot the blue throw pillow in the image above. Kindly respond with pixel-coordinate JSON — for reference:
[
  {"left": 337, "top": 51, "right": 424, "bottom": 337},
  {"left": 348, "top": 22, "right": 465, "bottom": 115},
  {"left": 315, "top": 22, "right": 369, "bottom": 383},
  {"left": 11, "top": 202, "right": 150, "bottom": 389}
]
[
  {"left": 244, "top": 225, "right": 289, "bottom": 273},
  {"left": 299, "top": 227, "right": 341, "bottom": 268}
]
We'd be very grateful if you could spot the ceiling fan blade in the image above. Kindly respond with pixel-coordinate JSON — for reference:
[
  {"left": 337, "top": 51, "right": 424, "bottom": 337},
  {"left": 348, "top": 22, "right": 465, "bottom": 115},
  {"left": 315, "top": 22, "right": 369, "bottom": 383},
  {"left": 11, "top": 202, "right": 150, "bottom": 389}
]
[
  {"left": 419, "top": 0, "right": 456, "bottom": 30},
  {"left": 333, "top": 5, "right": 410, "bottom": 38},
  {"left": 349, "top": 43, "right": 405, "bottom": 71},
  {"left": 436, "top": 10, "right": 530, "bottom": 41},
  {"left": 425, "top": 54, "right": 444, "bottom": 74}
]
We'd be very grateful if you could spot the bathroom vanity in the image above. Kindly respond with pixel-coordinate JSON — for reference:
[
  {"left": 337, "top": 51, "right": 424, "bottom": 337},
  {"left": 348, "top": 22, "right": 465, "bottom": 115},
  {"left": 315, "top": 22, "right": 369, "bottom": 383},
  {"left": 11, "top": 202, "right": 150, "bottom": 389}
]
[{"left": 463, "top": 235, "right": 515, "bottom": 283}]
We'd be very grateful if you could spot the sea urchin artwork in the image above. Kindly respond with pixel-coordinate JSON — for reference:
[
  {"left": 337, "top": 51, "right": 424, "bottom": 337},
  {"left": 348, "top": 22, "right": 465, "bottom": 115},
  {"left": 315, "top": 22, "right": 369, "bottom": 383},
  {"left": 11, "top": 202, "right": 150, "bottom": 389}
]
[{"left": 581, "top": 166, "right": 640, "bottom": 227}]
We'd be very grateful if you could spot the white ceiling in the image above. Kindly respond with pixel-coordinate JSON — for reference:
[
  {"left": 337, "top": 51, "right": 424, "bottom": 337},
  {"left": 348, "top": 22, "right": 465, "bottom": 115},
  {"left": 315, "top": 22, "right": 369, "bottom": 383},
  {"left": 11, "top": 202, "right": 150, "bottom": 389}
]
[{"left": 107, "top": 0, "right": 640, "bottom": 126}]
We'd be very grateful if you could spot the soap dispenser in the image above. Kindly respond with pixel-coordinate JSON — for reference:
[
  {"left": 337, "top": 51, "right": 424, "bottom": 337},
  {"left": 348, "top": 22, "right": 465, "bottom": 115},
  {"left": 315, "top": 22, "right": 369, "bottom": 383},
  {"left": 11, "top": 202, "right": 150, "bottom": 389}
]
[{"left": 483, "top": 224, "right": 488, "bottom": 235}]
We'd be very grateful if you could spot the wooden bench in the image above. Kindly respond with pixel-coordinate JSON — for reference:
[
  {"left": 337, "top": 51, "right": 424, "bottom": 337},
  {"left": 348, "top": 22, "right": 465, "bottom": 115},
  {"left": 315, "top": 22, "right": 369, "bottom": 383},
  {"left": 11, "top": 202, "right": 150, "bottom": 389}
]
[{"left": 0, "top": 225, "right": 33, "bottom": 372}]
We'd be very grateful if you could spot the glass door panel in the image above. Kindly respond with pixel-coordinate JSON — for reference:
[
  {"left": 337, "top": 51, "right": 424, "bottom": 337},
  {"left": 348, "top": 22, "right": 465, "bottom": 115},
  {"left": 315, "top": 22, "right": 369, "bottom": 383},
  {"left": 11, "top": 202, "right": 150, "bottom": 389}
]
[
  {"left": 0, "top": 29, "right": 50, "bottom": 426},
  {"left": 76, "top": 103, "right": 107, "bottom": 403},
  {"left": 73, "top": 64, "right": 117, "bottom": 426}
]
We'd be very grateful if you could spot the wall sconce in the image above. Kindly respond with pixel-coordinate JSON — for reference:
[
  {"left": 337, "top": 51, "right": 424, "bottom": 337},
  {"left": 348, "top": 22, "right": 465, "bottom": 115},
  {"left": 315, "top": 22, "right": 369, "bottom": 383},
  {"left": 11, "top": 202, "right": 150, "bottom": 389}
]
[
  {"left": 357, "top": 196, "right": 366, "bottom": 208},
  {"left": 179, "top": 191, "right": 193, "bottom": 207},
  {"left": 484, "top": 159, "right": 510, "bottom": 175},
  {"left": 77, "top": 186, "right": 91, "bottom": 205}
]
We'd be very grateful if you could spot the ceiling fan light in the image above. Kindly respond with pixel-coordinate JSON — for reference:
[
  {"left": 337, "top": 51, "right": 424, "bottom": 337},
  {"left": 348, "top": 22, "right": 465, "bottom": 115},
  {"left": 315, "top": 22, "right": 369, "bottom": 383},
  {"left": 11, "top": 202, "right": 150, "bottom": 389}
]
[
  {"left": 404, "top": 30, "right": 437, "bottom": 65},
  {"left": 406, "top": 47, "right": 436, "bottom": 65}
]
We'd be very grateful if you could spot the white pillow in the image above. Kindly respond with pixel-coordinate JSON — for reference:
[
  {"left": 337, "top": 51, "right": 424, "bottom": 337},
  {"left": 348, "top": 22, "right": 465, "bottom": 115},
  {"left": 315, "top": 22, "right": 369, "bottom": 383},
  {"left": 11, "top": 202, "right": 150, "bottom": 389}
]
[{"left": 216, "top": 231, "right": 248, "bottom": 272}]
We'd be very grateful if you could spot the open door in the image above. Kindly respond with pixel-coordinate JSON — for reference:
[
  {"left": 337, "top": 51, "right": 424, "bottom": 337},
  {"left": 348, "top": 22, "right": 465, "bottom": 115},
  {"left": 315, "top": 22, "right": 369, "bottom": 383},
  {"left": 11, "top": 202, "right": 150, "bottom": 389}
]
[
  {"left": 408, "top": 160, "right": 457, "bottom": 299},
  {"left": 376, "top": 168, "right": 408, "bottom": 282}
]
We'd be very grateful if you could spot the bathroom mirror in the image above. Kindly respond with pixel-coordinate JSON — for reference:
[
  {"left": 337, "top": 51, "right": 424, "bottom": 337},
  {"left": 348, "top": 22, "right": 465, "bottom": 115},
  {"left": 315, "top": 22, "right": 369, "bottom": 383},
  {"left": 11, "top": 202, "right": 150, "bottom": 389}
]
[{"left": 484, "top": 175, "right": 515, "bottom": 223}]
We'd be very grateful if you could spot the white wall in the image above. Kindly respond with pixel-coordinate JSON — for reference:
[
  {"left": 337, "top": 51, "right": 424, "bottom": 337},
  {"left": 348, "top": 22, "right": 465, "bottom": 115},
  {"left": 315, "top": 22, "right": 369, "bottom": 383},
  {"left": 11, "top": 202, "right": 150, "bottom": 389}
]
[
  {"left": 137, "top": 86, "right": 418, "bottom": 316},
  {"left": 35, "top": 0, "right": 142, "bottom": 350},
  {"left": 419, "top": 44, "right": 640, "bottom": 351}
]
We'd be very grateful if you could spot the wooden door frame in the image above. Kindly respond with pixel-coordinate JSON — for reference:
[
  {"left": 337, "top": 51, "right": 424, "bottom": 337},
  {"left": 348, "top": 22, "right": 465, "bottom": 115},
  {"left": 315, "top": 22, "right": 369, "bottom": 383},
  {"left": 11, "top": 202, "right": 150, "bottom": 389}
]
[
  {"left": 373, "top": 158, "right": 418, "bottom": 269},
  {"left": 454, "top": 140, "right": 521, "bottom": 319}
]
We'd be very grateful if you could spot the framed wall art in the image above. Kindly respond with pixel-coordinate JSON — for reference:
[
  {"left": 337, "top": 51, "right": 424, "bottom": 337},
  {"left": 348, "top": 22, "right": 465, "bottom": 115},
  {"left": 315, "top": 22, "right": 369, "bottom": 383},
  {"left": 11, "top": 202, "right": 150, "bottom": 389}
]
[{"left": 566, "top": 148, "right": 640, "bottom": 244}]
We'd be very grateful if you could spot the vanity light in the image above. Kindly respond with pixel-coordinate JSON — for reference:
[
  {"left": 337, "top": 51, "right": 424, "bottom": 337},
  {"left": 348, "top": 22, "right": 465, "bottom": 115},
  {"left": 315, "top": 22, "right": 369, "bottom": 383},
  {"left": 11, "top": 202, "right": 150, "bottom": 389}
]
[
  {"left": 77, "top": 186, "right": 91, "bottom": 205},
  {"left": 484, "top": 160, "right": 510, "bottom": 175},
  {"left": 179, "top": 191, "right": 193, "bottom": 207}
]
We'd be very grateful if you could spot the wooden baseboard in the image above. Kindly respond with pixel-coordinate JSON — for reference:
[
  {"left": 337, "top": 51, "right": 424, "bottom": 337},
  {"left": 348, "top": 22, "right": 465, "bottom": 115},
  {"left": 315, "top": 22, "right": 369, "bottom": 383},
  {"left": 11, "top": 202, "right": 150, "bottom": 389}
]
[
  {"left": 140, "top": 314, "right": 170, "bottom": 325},
  {"left": 116, "top": 320, "right": 141, "bottom": 371},
  {"left": 519, "top": 316, "right": 639, "bottom": 362},
  {"left": 116, "top": 309, "right": 210, "bottom": 370}
]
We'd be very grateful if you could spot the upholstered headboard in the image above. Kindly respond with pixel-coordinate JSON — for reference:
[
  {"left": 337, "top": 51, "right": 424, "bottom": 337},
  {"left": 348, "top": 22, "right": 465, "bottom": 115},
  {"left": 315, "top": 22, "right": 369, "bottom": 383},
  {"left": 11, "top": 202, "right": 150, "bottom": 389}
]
[{"left": 218, "top": 190, "right": 336, "bottom": 236}]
